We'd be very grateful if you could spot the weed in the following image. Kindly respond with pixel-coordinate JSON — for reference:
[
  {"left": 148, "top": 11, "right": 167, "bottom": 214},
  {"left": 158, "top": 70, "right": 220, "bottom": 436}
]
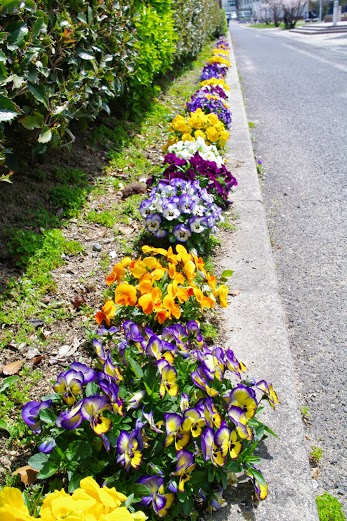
[
  {"left": 248, "top": 121, "right": 256, "bottom": 129},
  {"left": 53, "top": 167, "right": 87, "bottom": 185},
  {"left": 316, "top": 493, "right": 345, "bottom": 521},
  {"left": 99, "top": 252, "right": 111, "bottom": 273},
  {"left": 87, "top": 209, "right": 116, "bottom": 228},
  {"left": 49, "top": 185, "right": 88, "bottom": 217},
  {"left": 255, "top": 157, "right": 266, "bottom": 179},
  {"left": 200, "top": 323, "right": 218, "bottom": 341},
  {"left": 300, "top": 405, "right": 310, "bottom": 419},
  {"left": 310, "top": 446, "right": 323, "bottom": 465}
]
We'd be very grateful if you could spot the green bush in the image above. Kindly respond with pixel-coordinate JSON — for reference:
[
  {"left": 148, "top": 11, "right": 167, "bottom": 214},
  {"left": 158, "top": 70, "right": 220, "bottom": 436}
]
[
  {"left": 172, "top": 0, "right": 226, "bottom": 62},
  {"left": 0, "top": 0, "right": 225, "bottom": 166},
  {"left": 0, "top": 0, "right": 138, "bottom": 158}
]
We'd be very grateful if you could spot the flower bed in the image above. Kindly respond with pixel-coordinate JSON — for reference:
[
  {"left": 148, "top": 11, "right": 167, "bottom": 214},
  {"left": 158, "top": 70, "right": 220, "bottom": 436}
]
[{"left": 12, "top": 36, "right": 279, "bottom": 520}]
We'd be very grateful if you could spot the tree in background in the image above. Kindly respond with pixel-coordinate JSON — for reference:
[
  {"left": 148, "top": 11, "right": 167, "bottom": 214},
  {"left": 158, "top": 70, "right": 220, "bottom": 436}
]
[{"left": 282, "top": 0, "right": 306, "bottom": 27}]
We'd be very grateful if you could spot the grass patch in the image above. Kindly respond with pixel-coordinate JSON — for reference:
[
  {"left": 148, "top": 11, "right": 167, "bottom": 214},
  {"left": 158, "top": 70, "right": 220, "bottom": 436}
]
[
  {"left": 316, "top": 493, "right": 346, "bottom": 521},
  {"left": 249, "top": 22, "right": 285, "bottom": 29}
]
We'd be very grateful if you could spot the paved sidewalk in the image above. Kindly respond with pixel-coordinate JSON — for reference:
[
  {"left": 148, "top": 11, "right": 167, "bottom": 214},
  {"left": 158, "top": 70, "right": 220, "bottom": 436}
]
[{"left": 212, "top": 33, "right": 319, "bottom": 520}]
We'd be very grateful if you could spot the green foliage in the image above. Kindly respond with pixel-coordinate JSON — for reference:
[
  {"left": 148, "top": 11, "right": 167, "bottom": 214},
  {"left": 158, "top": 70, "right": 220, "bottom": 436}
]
[
  {"left": 172, "top": 0, "right": 226, "bottom": 62},
  {"left": 316, "top": 493, "right": 345, "bottom": 521},
  {"left": 0, "top": 0, "right": 138, "bottom": 160},
  {"left": 310, "top": 446, "right": 323, "bottom": 464},
  {"left": 0, "top": 0, "right": 225, "bottom": 165}
]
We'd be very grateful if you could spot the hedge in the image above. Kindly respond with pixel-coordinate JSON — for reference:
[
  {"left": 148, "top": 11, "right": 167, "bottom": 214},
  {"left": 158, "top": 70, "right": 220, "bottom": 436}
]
[{"left": 0, "top": 0, "right": 226, "bottom": 171}]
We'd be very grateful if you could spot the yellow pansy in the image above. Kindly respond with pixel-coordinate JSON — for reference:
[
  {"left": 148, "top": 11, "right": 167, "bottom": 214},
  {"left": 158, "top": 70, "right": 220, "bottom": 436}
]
[
  {"left": 0, "top": 487, "right": 34, "bottom": 521},
  {"left": 205, "top": 126, "right": 219, "bottom": 143}
]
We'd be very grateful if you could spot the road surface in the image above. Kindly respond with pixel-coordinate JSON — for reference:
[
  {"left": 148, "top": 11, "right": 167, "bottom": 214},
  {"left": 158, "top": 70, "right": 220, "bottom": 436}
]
[{"left": 229, "top": 23, "right": 347, "bottom": 509}]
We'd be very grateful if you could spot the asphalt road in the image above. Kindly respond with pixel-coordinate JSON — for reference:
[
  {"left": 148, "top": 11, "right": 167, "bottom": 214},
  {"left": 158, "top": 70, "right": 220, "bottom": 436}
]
[{"left": 229, "top": 23, "right": 347, "bottom": 508}]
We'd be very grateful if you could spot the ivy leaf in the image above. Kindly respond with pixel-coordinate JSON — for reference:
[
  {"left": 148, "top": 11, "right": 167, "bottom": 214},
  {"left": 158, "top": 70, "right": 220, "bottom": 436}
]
[
  {"left": 38, "top": 127, "right": 52, "bottom": 143},
  {"left": 220, "top": 269, "right": 234, "bottom": 281},
  {"left": 77, "top": 48, "right": 95, "bottom": 60},
  {"left": 0, "top": 94, "right": 20, "bottom": 122},
  {"left": 20, "top": 115, "right": 42, "bottom": 130},
  {"left": 28, "top": 83, "right": 49, "bottom": 109}
]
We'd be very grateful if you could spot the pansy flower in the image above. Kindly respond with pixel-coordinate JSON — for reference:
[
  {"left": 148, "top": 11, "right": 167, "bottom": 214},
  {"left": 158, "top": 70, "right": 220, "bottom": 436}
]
[
  {"left": 182, "top": 408, "right": 206, "bottom": 437},
  {"left": 157, "top": 360, "right": 178, "bottom": 399},
  {"left": 257, "top": 380, "right": 280, "bottom": 409},
  {"left": 164, "top": 413, "right": 190, "bottom": 450},
  {"left": 215, "top": 422, "right": 242, "bottom": 459},
  {"left": 223, "top": 385, "right": 258, "bottom": 420},
  {"left": 21, "top": 399, "right": 52, "bottom": 433},
  {"left": 81, "top": 395, "right": 112, "bottom": 435},
  {"left": 53, "top": 369, "right": 85, "bottom": 405},
  {"left": 56, "top": 400, "right": 83, "bottom": 430},
  {"left": 171, "top": 449, "right": 196, "bottom": 492},
  {"left": 137, "top": 476, "right": 174, "bottom": 517},
  {"left": 201, "top": 427, "right": 225, "bottom": 467},
  {"left": 117, "top": 430, "right": 142, "bottom": 471}
]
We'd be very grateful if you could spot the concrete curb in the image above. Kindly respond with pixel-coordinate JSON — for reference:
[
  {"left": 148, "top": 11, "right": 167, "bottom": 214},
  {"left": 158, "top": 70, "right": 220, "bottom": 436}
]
[{"left": 213, "top": 32, "right": 319, "bottom": 520}]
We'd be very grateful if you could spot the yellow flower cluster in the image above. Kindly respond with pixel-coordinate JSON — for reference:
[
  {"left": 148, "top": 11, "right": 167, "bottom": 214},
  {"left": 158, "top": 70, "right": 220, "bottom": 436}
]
[
  {"left": 0, "top": 477, "right": 147, "bottom": 521},
  {"left": 200, "top": 78, "right": 230, "bottom": 92},
  {"left": 212, "top": 48, "right": 230, "bottom": 57},
  {"left": 206, "top": 55, "right": 231, "bottom": 67},
  {"left": 96, "top": 245, "right": 229, "bottom": 327},
  {"left": 166, "top": 108, "right": 229, "bottom": 150}
]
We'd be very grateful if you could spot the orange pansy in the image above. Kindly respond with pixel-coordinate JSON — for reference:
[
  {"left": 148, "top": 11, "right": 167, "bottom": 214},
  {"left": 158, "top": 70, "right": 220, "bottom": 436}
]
[
  {"left": 95, "top": 300, "right": 117, "bottom": 326},
  {"left": 115, "top": 283, "right": 137, "bottom": 306},
  {"left": 163, "top": 295, "right": 181, "bottom": 320}
]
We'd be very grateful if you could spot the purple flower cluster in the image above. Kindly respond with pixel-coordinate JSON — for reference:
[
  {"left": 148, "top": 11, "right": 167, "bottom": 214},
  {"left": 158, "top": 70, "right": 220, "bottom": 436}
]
[
  {"left": 158, "top": 152, "right": 237, "bottom": 209},
  {"left": 200, "top": 62, "right": 228, "bottom": 80},
  {"left": 215, "top": 38, "right": 229, "bottom": 49},
  {"left": 139, "top": 178, "right": 223, "bottom": 246},
  {"left": 196, "top": 84, "right": 228, "bottom": 99},
  {"left": 186, "top": 94, "right": 232, "bottom": 129}
]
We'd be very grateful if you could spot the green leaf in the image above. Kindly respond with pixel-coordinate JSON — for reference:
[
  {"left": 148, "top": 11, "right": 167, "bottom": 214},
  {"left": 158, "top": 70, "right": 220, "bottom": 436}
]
[
  {"left": 208, "top": 466, "right": 215, "bottom": 482},
  {"left": 28, "top": 83, "right": 49, "bottom": 109},
  {"left": 20, "top": 115, "right": 42, "bottom": 130},
  {"left": 37, "top": 461, "right": 59, "bottom": 479},
  {"left": 0, "top": 50, "right": 6, "bottom": 63},
  {"left": 128, "top": 355, "right": 144, "bottom": 379},
  {"left": 0, "top": 375, "right": 19, "bottom": 393},
  {"left": 0, "top": 94, "right": 20, "bottom": 121},
  {"left": 182, "top": 495, "right": 194, "bottom": 515},
  {"left": 264, "top": 424, "right": 279, "bottom": 438},
  {"left": 67, "top": 473, "right": 83, "bottom": 493},
  {"left": 0, "top": 419, "right": 10, "bottom": 432},
  {"left": 28, "top": 452, "right": 50, "bottom": 471},
  {"left": 221, "top": 269, "right": 234, "bottom": 280},
  {"left": 77, "top": 48, "right": 95, "bottom": 60},
  {"left": 126, "top": 484, "right": 150, "bottom": 502},
  {"left": 38, "top": 128, "right": 52, "bottom": 143},
  {"left": 247, "top": 466, "right": 266, "bottom": 487},
  {"left": 32, "top": 17, "right": 46, "bottom": 39},
  {"left": 85, "top": 381, "right": 99, "bottom": 397},
  {"left": 39, "top": 408, "right": 56, "bottom": 425}
]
